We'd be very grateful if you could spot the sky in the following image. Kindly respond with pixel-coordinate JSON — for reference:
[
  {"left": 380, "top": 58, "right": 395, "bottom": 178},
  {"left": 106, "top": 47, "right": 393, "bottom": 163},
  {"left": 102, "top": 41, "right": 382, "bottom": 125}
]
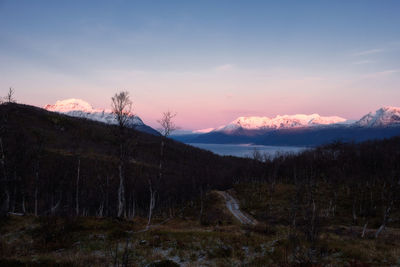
[{"left": 1, "top": 0, "right": 400, "bottom": 130}]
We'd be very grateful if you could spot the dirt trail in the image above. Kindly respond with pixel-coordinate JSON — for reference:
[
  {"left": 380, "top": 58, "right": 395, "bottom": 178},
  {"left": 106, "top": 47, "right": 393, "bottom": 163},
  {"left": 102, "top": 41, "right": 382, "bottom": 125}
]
[{"left": 217, "top": 191, "right": 257, "bottom": 225}]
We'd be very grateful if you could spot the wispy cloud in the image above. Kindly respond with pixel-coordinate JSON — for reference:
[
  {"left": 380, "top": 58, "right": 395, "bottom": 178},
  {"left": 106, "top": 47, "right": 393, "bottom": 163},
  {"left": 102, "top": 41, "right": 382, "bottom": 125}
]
[
  {"left": 361, "top": 69, "right": 400, "bottom": 79},
  {"left": 353, "top": 49, "right": 384, "bottom": 56},
  {"left": 377, "top": 69, "right": 400, "bottom": 75},
  {"left": 215, "top": 64, "right": 234, "bottom": 71},
  {"left": 352, "top": 60, "right": 373, "bottom": 65}
]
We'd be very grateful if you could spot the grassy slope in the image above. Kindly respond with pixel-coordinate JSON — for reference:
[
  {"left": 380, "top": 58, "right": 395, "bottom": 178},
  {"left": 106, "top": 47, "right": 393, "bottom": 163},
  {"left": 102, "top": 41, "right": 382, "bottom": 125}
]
[
  {"left": 2, "top": 186, "right": 400, "bottom": 266},
  {"left": 233, "top": 183, "right": 400, "bottom": 265},
  {"left": 0, "top": 191, "right": 270, "bottom": 267}
]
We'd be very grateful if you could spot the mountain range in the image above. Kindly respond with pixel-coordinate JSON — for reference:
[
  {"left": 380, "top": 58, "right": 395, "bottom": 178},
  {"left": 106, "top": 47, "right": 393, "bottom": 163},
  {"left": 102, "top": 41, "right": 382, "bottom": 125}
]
[
  {"left": 43, "top": 100, "right": 400, "bottom": 146},
  {"left": 44, "top": 99, "right": 159, "bottom": 135},
  {"left": 173, "top": 106, "right": 400, "bottom": 146}
]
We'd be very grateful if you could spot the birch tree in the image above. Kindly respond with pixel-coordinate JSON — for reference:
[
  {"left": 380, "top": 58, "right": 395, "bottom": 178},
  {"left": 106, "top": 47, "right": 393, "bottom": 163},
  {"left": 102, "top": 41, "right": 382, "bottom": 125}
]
[
  {"left": 111, "top": 91, "right": 132, "bottom": 218},
  {"left": 146, "top": 111, "right": 178, "bottom": 225},
  {"left": 157, "top": 111, "right": 177, "bottom": 183}
]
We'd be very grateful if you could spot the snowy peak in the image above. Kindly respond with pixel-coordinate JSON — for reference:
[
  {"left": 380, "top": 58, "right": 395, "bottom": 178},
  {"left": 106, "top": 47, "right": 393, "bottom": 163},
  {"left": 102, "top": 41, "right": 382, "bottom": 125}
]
[
  {"left": 44, "top": 99, "right": 96, "bottom": 113},
  {"left": 44, "top": 99, "right": 145, "bottom": 126},
  {"left": 216, "top": 114, "right": 347, "bottom": 133},
  {"left": 356, "top": 106, "right": 400, "bottom": 127},
  {"left": 209, "top": 107, "right": 400, "bottom": 134}
]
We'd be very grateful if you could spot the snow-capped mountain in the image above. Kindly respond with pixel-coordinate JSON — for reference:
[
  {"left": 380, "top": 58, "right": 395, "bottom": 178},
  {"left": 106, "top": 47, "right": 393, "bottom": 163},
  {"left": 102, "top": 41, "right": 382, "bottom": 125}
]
[
  {"left": 213, "top": 114, "right": 347, "bottom": 133},
  {"left": 172, "top": 106, "right": 400, "bottom": 146},
  {"left": 355, "top": 106, "right": 400, "bottom": 127},
  {"left": 187, "top": 106, "right": 400, "bottom": 135},
  {"left": 44, "top": 99, "right": 95, "bottom": 113},
  {"left": 44, "top": 99, "right": 159, "bottom": 135}
]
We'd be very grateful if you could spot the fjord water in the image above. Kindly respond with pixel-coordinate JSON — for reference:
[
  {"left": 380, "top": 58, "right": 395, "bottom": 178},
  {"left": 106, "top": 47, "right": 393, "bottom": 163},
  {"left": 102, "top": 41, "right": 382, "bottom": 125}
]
[{"left": 189, "top": 143, "right": 307, "bottom": 158}]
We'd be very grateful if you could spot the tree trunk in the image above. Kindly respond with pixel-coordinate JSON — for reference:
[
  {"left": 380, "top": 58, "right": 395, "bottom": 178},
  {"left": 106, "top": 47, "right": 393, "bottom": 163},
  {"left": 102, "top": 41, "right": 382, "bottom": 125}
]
[
  {"left": 51, "top": 196, "right": 61, "bottom": 215},
  {"left": 199, "top": 187, "right": 204, "bottom": 221},
  {"left": 117, "top": 163, "right": 125, "bottom": 218},
  {"left": 34, "top": 186, "right": 38, "bottom": 216},
  {"left": 147, "top": 180, "right": 156, "bottom": 226},
  {"left": 352, "top": 197, "right": 358, "bottom": 224},
  {"left": 129, "top": 194, "right": 135, "bottom": 219},
  {"left": 11, "top": 172, "right": 16, "bottom": 213},
  {"left": 76, "top": 157, "right": 80, "bottom": 216},
  {"left": 105, "top": 175, "right": 109, "bottom": 217},
  {"left": 362, "top": 221, "right": 368, "bottom": 238},
  {"left": 97, "top": 202, "right": 104, "bottom": 217},
  {"left": 332, "top": 191, "right": 337, "bottom": 217},
  {"left": 158, "top": 139, "right": 165, "bottom": 182},
  {"left": 375, "top": 224, "right": 385, "bottom": 238},
  {"left": 34, "top": 164, "right": 39, "bottom": 216},
  {"left": 22, "top": 194, "right": 26, "bottom": 214},
  {"left": 375, "top": 203, "right": 392, "bottom": 238}
]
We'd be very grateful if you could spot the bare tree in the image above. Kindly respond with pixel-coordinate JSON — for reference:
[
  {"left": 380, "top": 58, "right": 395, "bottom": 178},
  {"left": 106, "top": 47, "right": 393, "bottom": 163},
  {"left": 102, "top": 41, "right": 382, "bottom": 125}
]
[
  {"left": 158, "top": 111, "right": 178, "bottom": 138},
  {"left": 112, "top": 91, "right": 132, "bottom": 130},
  {"left": 5, "top": 88, "right": 15, "bottom": 103},
  {"left": 111, "top": 91, "right": 132, "bottom": 218},
  {"left": 157, "top": 111, "right": 178, "bottom": 181},
  {"left": 146, "top": 111, "right": 178, "bottom": 225}
]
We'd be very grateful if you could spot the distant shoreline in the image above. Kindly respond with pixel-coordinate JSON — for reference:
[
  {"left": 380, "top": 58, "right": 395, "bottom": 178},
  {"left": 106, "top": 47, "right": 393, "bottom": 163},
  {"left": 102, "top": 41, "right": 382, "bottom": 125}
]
[{"left": 188, "top": 143, "right": 307, "bottom": 158}]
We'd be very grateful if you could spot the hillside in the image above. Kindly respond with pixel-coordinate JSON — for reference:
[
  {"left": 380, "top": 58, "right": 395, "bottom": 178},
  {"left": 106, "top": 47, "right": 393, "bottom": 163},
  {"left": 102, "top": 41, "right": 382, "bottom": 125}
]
[
  {"left": 0, "top": 103, "right": 260, "bottom": 218},
  {"left": 44, "top": 98, "right": 160, "bottom": 135},
  {"left": 1, "top": 102, "right": 400, "bottom": 266}
]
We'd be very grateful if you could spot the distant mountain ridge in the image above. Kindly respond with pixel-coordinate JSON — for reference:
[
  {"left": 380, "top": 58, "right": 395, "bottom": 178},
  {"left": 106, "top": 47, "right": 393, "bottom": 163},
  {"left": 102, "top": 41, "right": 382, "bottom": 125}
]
[
  {"left": 356, "top": 106, "right": 400, "bottom": 127},
  {"left": 173, "top": 106, "right": 400, "bottom": 146},
  {"left": 214, "top": 114, "right": 348, "bottom": 133},
  {"left": 44, "top": 99, "right": 159, "bottom": 135}
]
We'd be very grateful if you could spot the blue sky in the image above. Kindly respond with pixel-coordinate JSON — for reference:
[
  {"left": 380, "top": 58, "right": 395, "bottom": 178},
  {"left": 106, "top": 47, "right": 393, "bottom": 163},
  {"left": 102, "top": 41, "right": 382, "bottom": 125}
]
[{"left": 1, "top": 0, "right": 400, "bottom": 129}]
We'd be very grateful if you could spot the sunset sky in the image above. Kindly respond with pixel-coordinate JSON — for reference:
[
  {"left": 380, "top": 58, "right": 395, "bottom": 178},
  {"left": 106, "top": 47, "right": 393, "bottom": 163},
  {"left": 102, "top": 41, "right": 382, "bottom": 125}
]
[{"left": 1, "top": 0, "right": 400, "bottom": 129}]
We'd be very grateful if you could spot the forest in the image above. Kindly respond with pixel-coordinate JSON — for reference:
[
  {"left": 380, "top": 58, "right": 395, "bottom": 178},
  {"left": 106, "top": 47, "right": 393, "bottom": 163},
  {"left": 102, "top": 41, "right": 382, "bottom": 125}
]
[
  {"left": 1, "top": 100, "right": 399, "bottom": 265},
  {"left": 0, "top": 102, "right": 260, "bottom": 219}
]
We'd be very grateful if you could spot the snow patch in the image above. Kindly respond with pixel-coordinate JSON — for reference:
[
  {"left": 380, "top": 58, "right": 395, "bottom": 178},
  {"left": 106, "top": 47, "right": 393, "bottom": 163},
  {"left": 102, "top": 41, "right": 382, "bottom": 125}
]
[{"left": 193, "top": 128, "right": 215, "bottom": 133}]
